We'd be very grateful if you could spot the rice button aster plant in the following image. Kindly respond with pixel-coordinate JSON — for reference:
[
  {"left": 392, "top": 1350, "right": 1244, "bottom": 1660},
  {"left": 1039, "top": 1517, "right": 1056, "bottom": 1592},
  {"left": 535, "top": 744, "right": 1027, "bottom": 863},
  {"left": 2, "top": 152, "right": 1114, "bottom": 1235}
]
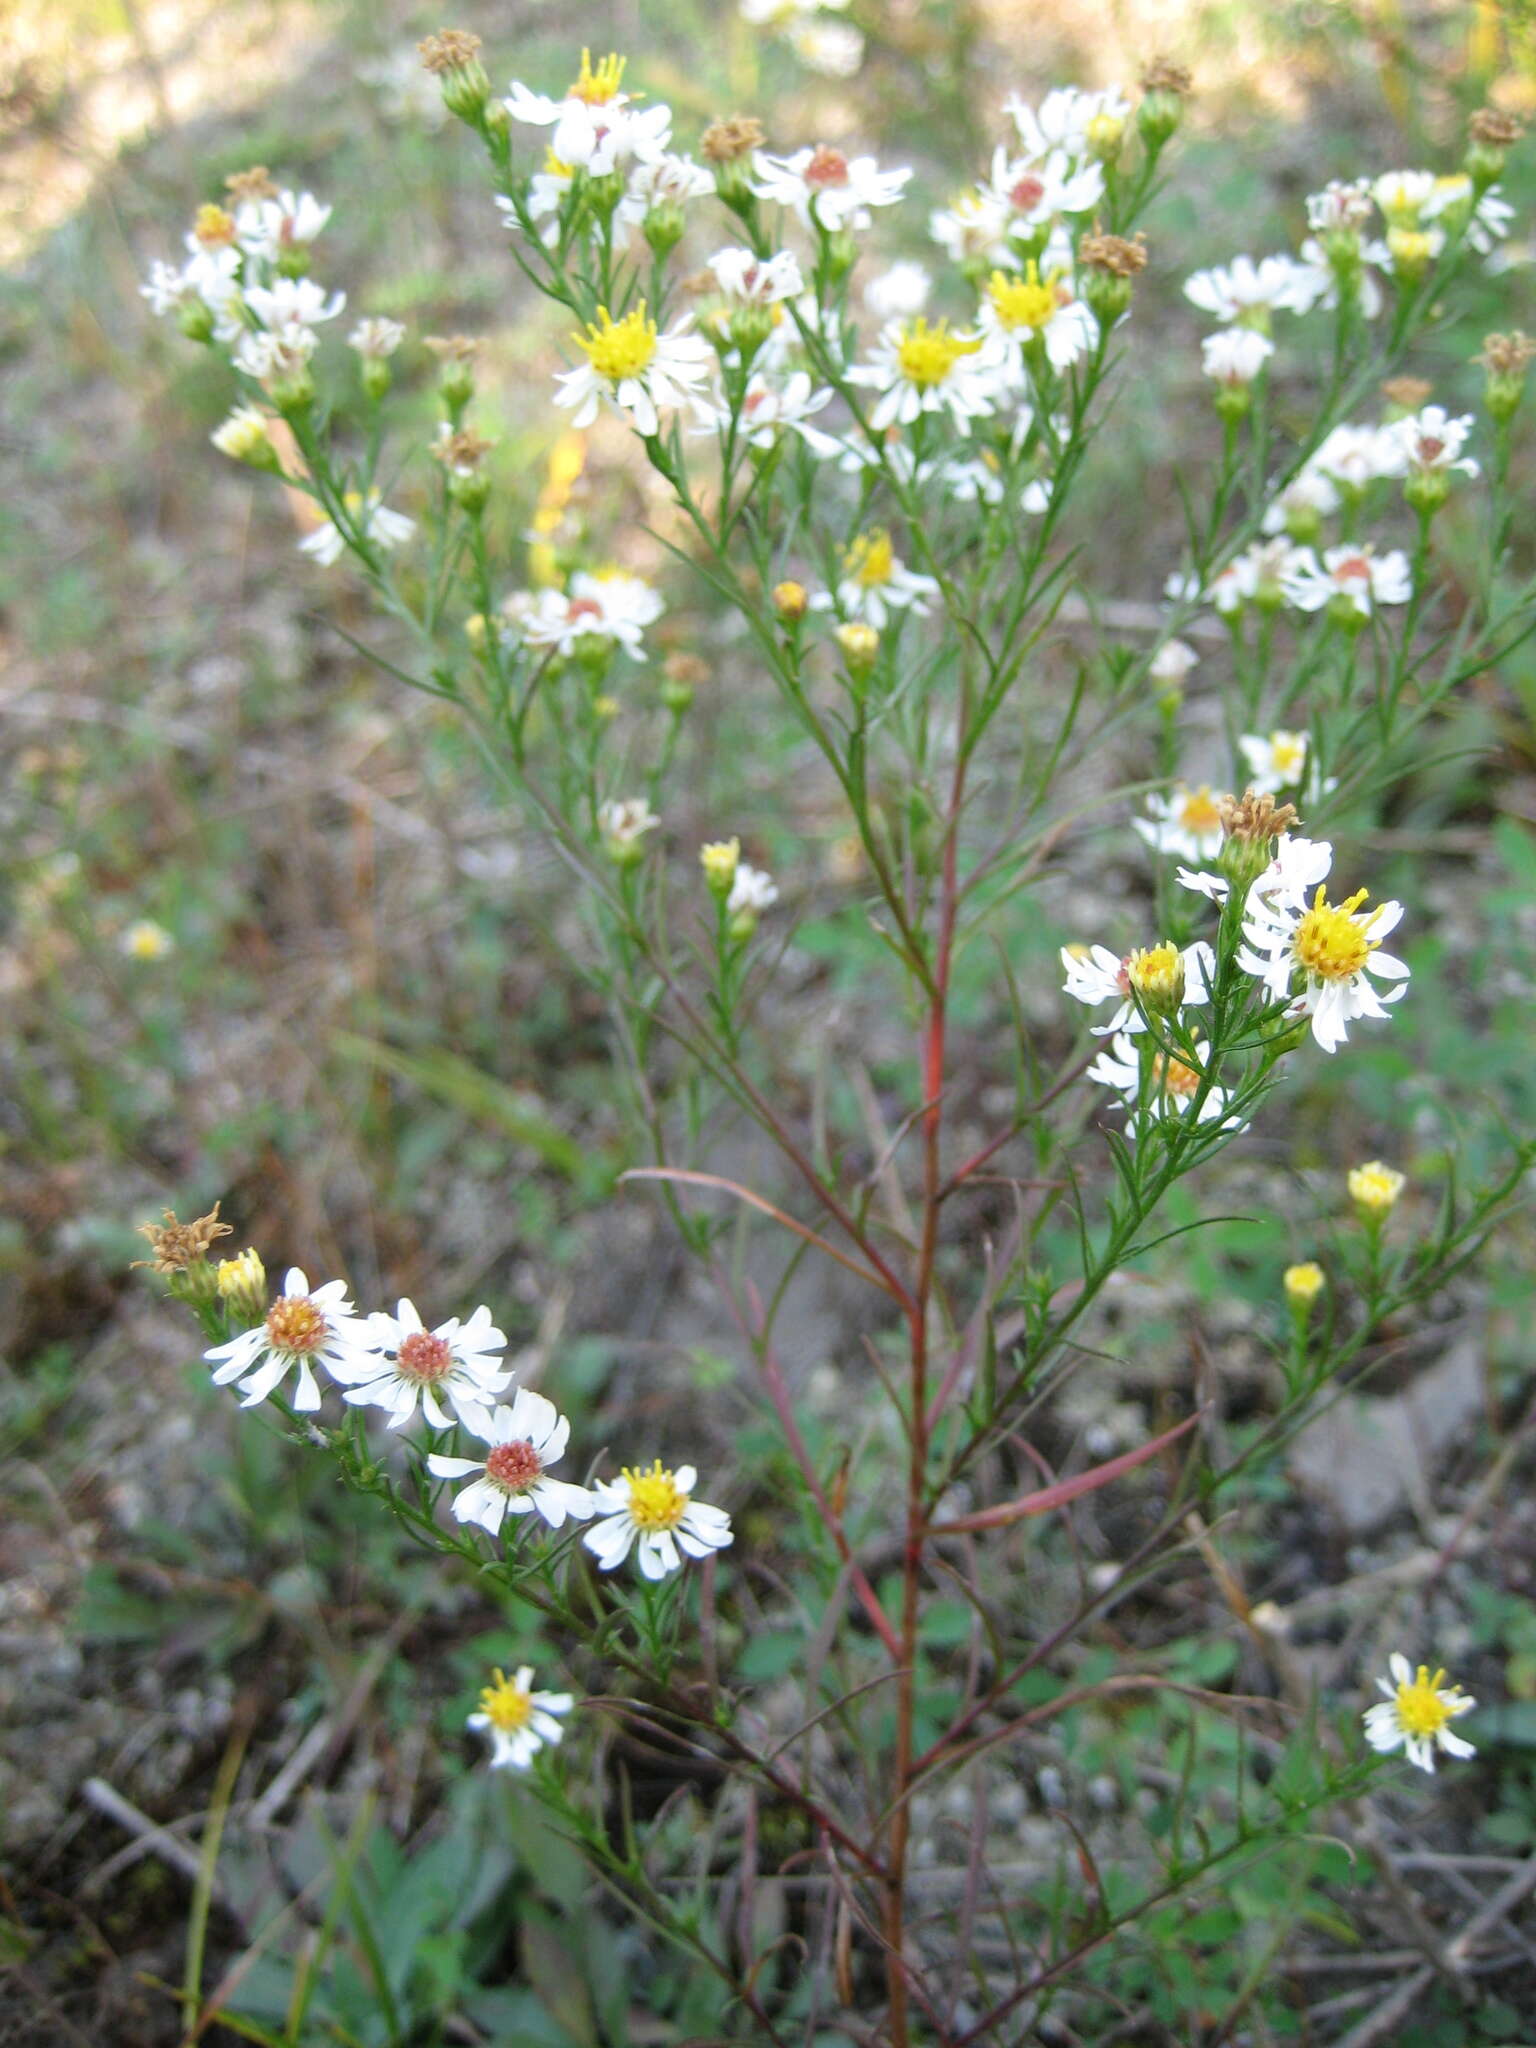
[
  {"left": 470, "top": 1665, "right": 575, "bottom": 1770},
  {"left": 1364, "top": 1655, "right": 1476, "bottom": 1772},
  {"left": 584, "top": 1460, "right": 733, "bottom": 1579}
]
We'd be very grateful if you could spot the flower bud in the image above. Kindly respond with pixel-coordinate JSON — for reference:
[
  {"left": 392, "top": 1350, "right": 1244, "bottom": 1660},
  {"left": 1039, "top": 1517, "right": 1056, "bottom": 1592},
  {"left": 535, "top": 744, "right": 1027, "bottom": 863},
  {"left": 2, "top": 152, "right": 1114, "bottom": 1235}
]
[
  {"left": 1284, "top": 1261, "right": 1325, "bottom": 1310},
  {"left": 835, "top": 620, "right": 880, "bottom": 681},
  {"left": 1476, "top": 330, "right": 1535, "bottom": 423},
  {"left": 1404, "top": 466, "right": 1451, "bottom": 517},
  {"left": 773, "top": 579, "right": 808, "bottom": 623},
  {"left": 700, "top": 837, "right": 741, "bottom": 897},
  {"left": 268, "top": 360, "right": 316, "bottom": 413},
  {"left": 1348, "top": 1160, "right": 1405, "bottom": 1221},
  {"left": 361, "top": 355, "right": 392, "bottom": 401},
  {"left": 1386, "top": 226, "right": 1435, "bottom": 283},
  {"left": 700, "top": 116, "right": 766, "bottom": 214},
  {"left": 176, "top": 297, "right": 216, "bottom": 344},
  {"left": 642, "top": 200, "right": 686, "bottom": 259},
  {"left": 418, "top": 30, "right": 490, "bottom": 123},
  {"left": 660, "top": 652, "right": 708, "bottom": 714},
  {"left": 216, "top": 1247, "right": 268, "bottom": 1327},
  {"left": 1137, "top": 58, "right": 1191, "bottom": 151},
  {"left": 211, "top": 407, "right": 281, "bottom": 473},
  {"left": 1124, "top": 942, "right": 1185, "bottom": 1018},
  {"left": 1465, "top": 108, "right": 1523, "bottom": 194}
]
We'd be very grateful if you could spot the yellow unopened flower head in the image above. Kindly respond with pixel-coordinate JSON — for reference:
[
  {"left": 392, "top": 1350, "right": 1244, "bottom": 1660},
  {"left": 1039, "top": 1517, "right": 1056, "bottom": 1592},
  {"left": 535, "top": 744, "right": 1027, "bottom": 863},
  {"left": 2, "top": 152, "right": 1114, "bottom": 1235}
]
[
  {"left": 835, "top": 620, "right": 880, "bottom": 676},
  {"left": 217, "top": 1247, "right": 268, "bottom": 1326},
  {"left": 1125, "top": 941, "right": 1184, "bottom": 1018},
  {"left": 700, "top": 838, "right": 741, "bottom": 896},
  {"left": 773, "top": 579, "right": 808, "bottom": 622},
  {"left": 1284, "top": 1261, "right": 1325, "bottom": 1307},
  {"left": 1348, "top": 1161, "right": 1405, "bottom": 1218},
  {"left": 593, "top": 693, "right": 620, "bottom": 723},
  {"left": 1387, "top": 226, "right": 1435, "bottom": 282}
]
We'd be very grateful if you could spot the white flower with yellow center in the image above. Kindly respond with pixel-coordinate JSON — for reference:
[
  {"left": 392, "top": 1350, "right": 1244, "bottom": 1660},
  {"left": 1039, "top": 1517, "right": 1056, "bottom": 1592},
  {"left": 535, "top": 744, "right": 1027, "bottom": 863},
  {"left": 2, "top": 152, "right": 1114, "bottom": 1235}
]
[
  {"left": 1240, "top": 879, "right": 1409, "bottom": 1052},
  {"left": 505, "top": 50, "right": 671, "bottom": 175},
  {"left": 848, "top": 316, "right": 999, "bottom": 432},
  {"left": 204, "top": 1266, "right": 372, "bottom": 1411},
  {"left": 1086, "top": 1032, "right": 1238, "bottom": 1139},
  {"left": 120, "top": 918, "right": 175, "bottom": 961},
  {"left": 1363, "top": 1654, "right": 1475, "bottom": 1773},
  {"left": 428, "top": 1389, "right": 594, "bottom": 1532},
  {"left": 1061, "top": 939, "right": 1213, "bottom": 1036},
  {"left": 1207, "top": 538, "right": 1308, "bottom": 616},
  {"left": 338, "top": 1298, "right": 511, "bottom": 1430},
  {"left": 1372, "top": 169, "right": 1437, "bottom": 227},
  {"left": 583, "top": 1459, "right": 733, "bottom": 1579},
  {"left": 1281, "top": 544, "right": 1412, "bottom": 619},
  {"left": 1133, "top": 784, "right": 1228, "bottom": 863},
  {"left": 811, "top": 529, "right": 939, "bottom": 629},
  {"left": 299, "top": 491, "right": 415, "bottom": 567},
  {"left": 789, "top": 19, "right": 865, "bottom": 77},
  {"left": 929, "top": 187, "right": 1011, "bottom": 267},
  {"left": 469, "top": 1665, "right": 575, "bottom": 1771},
  {"left": 980, "top": 262, "right": 1097, "bottom": 375},
  {"left": 554, "top": 302, "right": 719, "bottom": 437},
  {"left": 752, "top": 144, "right": 911, "bottom": 230},
  {"left": 1239, "top": 729, "right": 1313, "bottom": 794},
  {"left": 1185, "top": 253, "right": 1323, "bottom": 326},
  {"left": 243, "top": 275, "right": 346, "bottom": 338},
  {"left": 1006, "top": 85, "right": 1131, "bottom": 167},
  {"left": 235, "top": 188, "right": 332, "bottom": 264}
]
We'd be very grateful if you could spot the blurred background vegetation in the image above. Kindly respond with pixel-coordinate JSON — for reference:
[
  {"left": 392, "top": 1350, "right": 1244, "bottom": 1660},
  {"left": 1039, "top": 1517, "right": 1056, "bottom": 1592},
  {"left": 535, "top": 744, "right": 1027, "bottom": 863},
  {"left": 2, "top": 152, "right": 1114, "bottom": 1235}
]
[{"left": 5, "top": 0, "right": 1536, "bottom": 2042}]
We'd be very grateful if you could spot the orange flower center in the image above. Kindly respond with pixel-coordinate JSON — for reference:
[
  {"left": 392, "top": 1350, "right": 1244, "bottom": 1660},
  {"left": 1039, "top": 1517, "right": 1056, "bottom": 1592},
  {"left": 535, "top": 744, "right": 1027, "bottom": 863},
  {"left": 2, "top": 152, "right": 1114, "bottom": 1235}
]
[
  {"left": 264, "top": 1296, "right": 327, "bottom": 1355},
  {"left": 486, "top": 1440, "right": 544, "bottom": 1492},
  {"left": 397, "top": 1330, "right": 454, "bottom": 1382}
]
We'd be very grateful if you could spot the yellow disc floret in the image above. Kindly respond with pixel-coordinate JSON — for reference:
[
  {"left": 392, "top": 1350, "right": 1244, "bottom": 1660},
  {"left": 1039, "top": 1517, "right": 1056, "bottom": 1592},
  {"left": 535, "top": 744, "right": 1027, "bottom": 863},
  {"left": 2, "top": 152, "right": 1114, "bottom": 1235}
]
[
  {"left": 576, "top": 304, "right": 658, "bottom": 383},
  {"left": 1284, "top": 1261, "right": 1325, "bottom": 1304},
  {"left": 1178, "top": 786, "right": 1224, "bottom": 835},
  {"left": 479, "top": 1668, "right": 534, "bottom": 1731},
  {"left": 1293, "top": 886, "right": 1377, "bottom": 981},
  {"left": 569, "top": 49, "right": 627, "bottom": 105},
  {"left": 1393, "top": 1665, "right": 1463, "bottom": 1741},
  {"left": 987, "top": 263, "right": 1065, "bottom": 334},
  {"left": 623, "top": 1459, "right": 690, "bottom": 1531},
  {"left": 895, "top": 317, "right": 982, "bottom": 387},
  {"left": 845, "top": 530, "right": 895, "bottom": 587},
  {"left": 1348, "top": 1161, "right": 1405, "bottom": 1214},
  {"left": 1126, "top": 941, "right": 1185, "bottom": 1015},
  {"left": 1151, "top": 1052, "right": 1201, "bottom": 1101}
]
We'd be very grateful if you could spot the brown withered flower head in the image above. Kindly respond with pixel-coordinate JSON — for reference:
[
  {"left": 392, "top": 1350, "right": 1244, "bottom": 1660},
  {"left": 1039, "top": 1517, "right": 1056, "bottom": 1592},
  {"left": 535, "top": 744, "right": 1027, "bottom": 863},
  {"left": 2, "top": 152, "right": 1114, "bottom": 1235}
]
[
  {"left": 135, "top": 1203, "right": 233, "bottom": 1273},
  {"left": 1140, "top": 57, "right": 1192, "bottom": 97},
  {"left": 1220, "top": 789, "right": 1299, "bottom": 847},
  {"left": 1477, "top": 330, "right": 1536, "bottom": 377},
  {"left": 1469, "top": 107, "right": 1524, "bottom": 149},
  {"left": 701, "top": 116, "right": 765, "bottom": 165},
  {"left": 224, "top": 166, "right": 278, "bottom": 205},
  {"left": 418, "top": 28, "right": 482, "bottom": 74},
  {"left": 425, "top": 333, "right": 483, "bottom": 363},
  {"left": 1079, "top": 227, "right": 1149, "bottom": 277},
  {"left": 432, "top": 427, "right": 495, "bottom": 472},
  {"left": 1381, "top": 375, "right": 1432, "bottom": 411}
]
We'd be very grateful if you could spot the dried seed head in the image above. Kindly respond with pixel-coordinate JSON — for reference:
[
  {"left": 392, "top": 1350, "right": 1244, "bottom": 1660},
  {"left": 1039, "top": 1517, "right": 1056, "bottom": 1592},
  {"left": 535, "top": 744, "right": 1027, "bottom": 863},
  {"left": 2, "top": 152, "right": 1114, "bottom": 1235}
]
[
  {"left": 664, "top": 652, "right": 710, "bottom": 687},
  {"left": 135, "top": 1203, "right": 233, "bottom": 1274},
  {"left": 418, "top": 28, "right": 482, "bottom": 74},
  {"left": 1469, "top": 107, "right": 1523, "bottom": 149},
  {"left": 1140, "top": 57, "right": 1192, "bottom": 96},
  {"left": 424, "top": 332, "right": 482, "bottom": 362},
  {"left": 224, "top": 165, "right": 278, "bottom": 204},
  {"left": 1380, "top": 374, "right": 1432, "bottom": 411},
  {"left": 1219, "top": 788, "right": 1299, "bottom": 846},
  {"left": 1477, "top": 329, "right": 1536, "bottom": 377},
  {"left": 1078, "top": 227, "right": 1148, "bottom": 277},
  {"left": 432, "top": 427, "right": 494, "bottom": 470},
  {"left": 701, "top": 115, "right": 765, "bottom": 164}
]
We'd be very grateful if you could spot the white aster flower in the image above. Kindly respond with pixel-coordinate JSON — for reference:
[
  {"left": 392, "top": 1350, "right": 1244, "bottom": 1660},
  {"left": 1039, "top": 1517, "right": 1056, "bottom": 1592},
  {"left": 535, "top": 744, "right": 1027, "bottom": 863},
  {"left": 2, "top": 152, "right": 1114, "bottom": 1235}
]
[
  {"left": 848, "top": 316, "right": 999, "bottom": 432},
  {"left": 1133, "top": 784, "right": 1228, "bottom": 863},
  {"left": 1466, "top": 185, "right": 1516, "bottom": 256},
  {"left": 583, "top": 1458, "right": 733, "bottom": 1579},
  {"left": 707, "top": 245, "right": 805, "bottom": 307},
  {"left": 811, "top": 529, "right": 939, "bottom": 629},
  {"left": 627, "top": 150, "right": 716, "bottom": 212},
  {"left": 863, "top": 260, "right": 932, "bottom": 322},
  {"left": 243, "top": 275, "right": 345, "bottom": 336},
  {"left": 1087, "top": 1031, "right": 1238, "bottom": 1138},
  {"left": 1060, "top": 938, "right": 1213, "bottom": 1035},
  {"left": 727, "top": 863, "right": 779, "bottom": 916},
  {"left": 1201, "top": 327, "right": 1274, "bottom": 386},
  {"left": 1292, "top": 236, "right": 1386, "bottom": 318},
  {"left": 348, "top": 316, "right": 405, "bottom": 360},
  {"left": 522, "top": 570, "right": 662, "bottom": 659},
  {"left": 1184, "top": 253, "right": 1319, "bottom": 325},
  {"left": 120, "top": 918, "right": 175, "bottom": 960},
  {"left": 599, "top": 797, "right": 661, "bottom": 858},
  {"left": 1388, "top": 404, "right": 1479, "bottom": 478},
  {"left": 427, "top": 1389, "right": 594, "bottom": 1532},
  {"left": 298, "top": 491, "right": 415, "bottom": 567},
  {"left": 1239, "top": 729, "right": 1314, "bottom": 795},
  {"left": 790, "top": 20, "right": 865, "bottom": 76},
  {"left": 555, "top": 303, "right": 719, "bottom": 437},
  {"left": 235, "top": 189, "right": 331, "bottom": 264},
  {"left": 752, "top": 144, "right": 911, "bottom": 230},
  {"left": 1006, "top": 85, "right": 1131, "bottom": 166},
  {"left": 141, "top": 247, "right": 243, "bottom": 329},
  {"left": 1208, "top": 538, "right": 1309, "bottom": 615},
  {"left": 1308, "top": 422, "right": 1406, "bottom": 491},
  {"left": 1306, "top": 180, "right": 1375, "bottom": 234},
  {"left": 204, "top": 1266, "right": 372, "bottom": 1411},
  {"left": 979, "top": 260, "right": 1097, "bottom": 375},
  {"left": 1281, "top": 543, "right": 1413, "bottom": 619},
  {"left": 469, "top": 1665, "right": 575, "bottom": 1770},
  {"left": 339, "top": 1298, "right": 511, "bottom": 1429},
  {"left": 1149, "top": 638, "right": 1199, "bottom": 686},
  {"left": 1239, "top": 877, "right": 1409, "bottom": 1052},
  {"left": 984, "top": 145, "right": 1105, "bottom": 237},
  {"left": 929, "top": 187, "right": 1012, "bottom": 267},
  {"left": 1176, "top": 829, "right": 1334, "bottom": 911},
  {"left": 1363, "top": 1654, "right": 1476, "bottom": 1773},
  {"left": 1261, "top": 468, "right": 1341, "bottom": 536},
  {"left": 505, "top": 51, "right": 671, "bottom": 175},
  {"left": 736, "top": 369, "right": 838, "bottom": 452},
  {"left": 1372, "top": 169, "right": 1438, "bottom": 226}
]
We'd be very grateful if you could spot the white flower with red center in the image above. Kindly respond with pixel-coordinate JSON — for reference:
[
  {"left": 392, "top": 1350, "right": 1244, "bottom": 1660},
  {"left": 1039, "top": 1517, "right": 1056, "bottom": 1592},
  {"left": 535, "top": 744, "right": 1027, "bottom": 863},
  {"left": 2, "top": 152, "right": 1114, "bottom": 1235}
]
[
  {"left": 736, "top": 370, "right": 839, "bottom": 452},
  {"left": 1185, "top": 253, "right": 1323, "bottom": 325},
  {"left": 1388, "top": 404, "right": 1479, "bottom": 478},
  {"left": 505, "top": 50, "right": 671, "bottom": 175},
  {"left": 1061, "top": 939, "right": 1213, "bottom": 1035},
  {"left": 204, "top": 1266, "right": 372, "bottom": 1411},
  {"left": 340, "top": 1299, "right": 511, "bottom": 1429},
  {"left": 983, "top": 146, "right": 1105, "bottom": 237},
  {"left": 929, "top": 187, "right": 1011, "bottom": 268},
  {"left": 1201, "top": 327, "right": 1274, "bottom": 387},
  {"left": 752, "top": 144, "right": 911, "bottom": 230},
  {"left": 1363, "top": 1655, "right": 1476, "bottom": 1773},
  {"left": 707, "top": 246, "right": 805, "bottom": 308},
  {"left": 1086, "top": 1032, "right": 1238, "bottom": 1138},
  {"left": 427, "top": 1389, "right": 593, "bottom": 1531},
  {"left": 583, "top": 1459, "right": 733, "bottom": 1579},
  {"left": 235, "top": 189, "right": 332, "bottom": 264},
  {"left": 298, "top": 491, "right": 415, "bottom": 566},
  {"left": 979, "top": 261, "right": 1097, "bottom": 375},
  {"left": 521, "top": 570, "right": 662, "bottom": 659},
  {"left": 470, "top": 1665, "right": 575, "bottom": 1770},
  {"left": 848, "top": 316, "right": 999, "bottom": 432},
  {"left": 1282, "top": 544, "right": 1413, "bottom": 619},
  {"left": 1005, "top": 85, "right": 1130, "bottom": 166},
  {"left": 554, "top": 302, "right": 720, "bottom": 437},
  {"left": 1133, "top": 784, "right": 1228, "bottom": 863},
  {"left": 1239, "top": 877, "right": 1409, "bottom": 1052},
  {"left": 811, "top": 529, "right": 939, "bottom": 628}
]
